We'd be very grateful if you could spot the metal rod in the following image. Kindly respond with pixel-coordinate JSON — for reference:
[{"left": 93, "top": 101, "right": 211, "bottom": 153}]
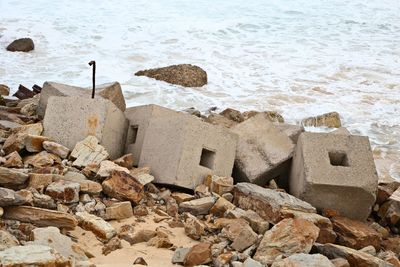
[{"left": 88, "top": 61, "right": 96, "bottom": 98}]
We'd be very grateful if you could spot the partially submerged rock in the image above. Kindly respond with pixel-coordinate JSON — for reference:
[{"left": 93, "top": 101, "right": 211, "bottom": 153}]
[
  {"left": 302, "top": 111, "right": 341, "bottom": 128},
  {"left": 6, "top": 38, "right": 35, "bottom": 52}
]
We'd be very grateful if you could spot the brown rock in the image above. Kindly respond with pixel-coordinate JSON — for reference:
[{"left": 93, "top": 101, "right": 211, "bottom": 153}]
[
  {"left": 24, "top": 135, "right": 49, "bottom": 152},
  {"left": 225, "top": 208, "right": 269, "bottom": 234},
  {"left": 382, "top": 237, "right": 400, "bottom": 257},
  {"left": 0, "top": 187, "right": 27, "bottom": 206},
  {"left": 179, "top": 196, "right": 216, "bottom": 216},
  {"left": 210, "top": 197, "right": 235, "bottom": 217},
  {"left": 205, "top": 113, "right": 238, "bottom": 128},
  {"left": 220, "top": 108, "right": 245, "bottom": 123},
  {"left": 230, "top": 223, "right": 258, "bottom": 252},
  {"left": 76, "top": 211, "right": 116, "bottom": 241},
  {"left": 184, "top": 242, "right": 212, "bottom": 266},
  {"left": 378, "top": 251, "right": 400, "bottom": 267},
  {"left": 0, "top": 230, "right": 19, "bottom": 251},
  {"left": 0, "top": 84, "right": 10, "bottom": 96},
  {"left": 6, "top": 38, "right": 34, "bottom": 52},
  {"left": 170, "top": 192, "right": 195, "bottom": 204},
  {"left": 302, "top": 111, "right": 341, "bottom": 128},
  {"left": 331, "top": 216, "right": 382, "bottom": 250},
  {"left": 118, "top": 226, "right": 156, "bottom": 245},
  {"left": 243, "top": 110, "right": 285, "bottom": 123},
  {"left": 102, "top": 237, "right": 122, "bottom": 255},
  {"left": 133, "top": 205, "right": 149, "bottom": 216},
  {"left": 113, "top": 153, "right": 134, "bottom": 169},
  {"left": 204, "top": 174, "right": 234, "bottom": 195},
  {"left": 3, "top": 206, "right": 78, "bottom": 229},
  {"left": 24, "top": 151, "right": 59, "bottom": 168},
  {"left": 104, "top": 201, "right": 133, "bottom": 220},
  {"left": 2, "top": 133, "right": 25, "bottom": 155},
  {"left": 102, "top": 170, "right": 144, "bottom": 204},
  {"left": 147, "top": 236, "right": 173, "bottom": 248},
  {"left": 0, "top": 167, "right": 29, "bottom": 186},
  {"left": 42, "top": 141, "right": 70, "bottom": 159},
  {"left": 46, "top": 180, "right": 80, "bottom": 203},
  {"left": 97, "top": 160, "right": 130, "bottom": 178},
  {"left": 254, "top": 218, "right": 320, "bottom": 265},
  {"left": 184, "top": 213, "right": 205, "bottom": 240},
  {"left": 3, "top": 151, "right": 23, "bottom": 168},
  {"left": 135, "top": 64, "right": 207, "bottom": 87}
]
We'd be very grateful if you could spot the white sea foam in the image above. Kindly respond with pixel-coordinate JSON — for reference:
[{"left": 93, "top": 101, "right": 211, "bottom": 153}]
[{"left": 0, "top": 0, "right": 399, "bottom": 177}]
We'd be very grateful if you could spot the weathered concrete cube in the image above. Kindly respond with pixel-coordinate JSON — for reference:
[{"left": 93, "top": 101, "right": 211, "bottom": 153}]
[
  {"left": 43, "top": 96, "right": 127, "bottom": 159},
  {"left": 289, "top": 132, "right": 378, "bottom": 220},
  {"left": 132, "top": 105, "right": 238, "bottom": 189},
  {"left": 124, "top": 104, "right": 182, "bottom": 166},
  {"left": 37, "top": 81, "right": 126, "bottom": 117},
  {"left": 230, "top": 114, "right": 295, "bottom": 186}
]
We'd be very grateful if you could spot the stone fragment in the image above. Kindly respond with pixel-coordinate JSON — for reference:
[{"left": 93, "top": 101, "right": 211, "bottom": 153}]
[
  {"left": 76, "top": 211, "right": 116, "bottom": 240},
  {"left": 233, "top": 183, "right": 316, "bottom": 224},
  {"left": 147, "top": 236, "right": 173, "bottom": 248},
  {"left": 135, "top": 173, "right": 154, "bottom": 185},
  {"left": 220, "top": 108, "right": 245, "bottom": 122},
  {"left": 102, "top": 170, "right": 144, "bottom": 204},
  {"left": 0, "top": 167, "right": 29, "bottom": 186},
  {"left": 382, "top": 237, "right": 400, "bottom": 257},
  {"left": 271, "top": 253, "right": 335, "bottom": 267},
  {"left": 60, "top": 171, "right": 102, "bottom": 195},
  {"left": 331, "top": 216, "right": 382, "bottom": 250},
  {"left": 0, "top": 245, "right": 71, "bottom": 266},
  {"left": 0, "top": 187, "right": 26, "bottom": 206},
  {"left": 6, "top": 38, "right": 34, "bottom": 52},
  {"left": 184, "top": 242, "right": 212, "bottom": 266},
  {"left": 31, "top": 226, "right": 88, "bottom": 261},
  {"left": 0, "top": 230, "right": 19, "bottom": 251},
  {"left": 171, "top": 192, "right": 195, "bottom": 204},
  {"left": 290, "top": 132, "right": 378, "bottom": 220},
  {"left": 70, "top": 136, "right": 110, "bottom": 167},
  {"left": 210, "top": 197, "right": 236, "bottom": 217},
  {"left": 184, "top": 213, "right": 206, "bottom": 240},
  {"left": 46, "top": 180, "right": 80, "bottom": 203},
  {"left": 172, "top": 247, "right": 190, "bottom": 264},
  {"left": 205, "top": 113, "right": 238, "bottom": 128},
  {"left": 118, "top": 226, "right": 156, "bottom": 245},
  {"left": 113, "top": 153, "right": 134, "bottom": 169},
  {"left": 254, "top": 218, "right": 320, "bottom": 265},
  {"left": 231, "top": 114, "right": 294, "bottom": 185},
  {"left": 0, "top": 84, "right": 10, "bottom": 96},
  {"left": 179, "top": 196, "right": 216, "bottom": 215},
  {"left": 97, "top": 160, "right": 130, "bottom": 177},
  {"left": 0, "top": 207, "right": 3, "bottom": 217},
  {"left": 24, "top": 135, "right": 49, "bottom": 152},
  {"left": 133, "top": 205, "right": 148, "bottom": 216},
  {"left": 302, "top": 111, "right": 341, "bottom": 128},
  {"left": 204, "top": 174, "right": 234, "bottom": 195},
  {"left": 32, "top": 192, "right": 57, "bottom": 209},
  {"left": 44, "top": 97, "right": 127, "bottom": 159},
  {"left": 42, "top": 140, "right": 70, "bottom": 159},
  {"left": 230, "top": 223, "right": 258, "bottom": 252},
  {"left": 3, "top": 151, "right": 23, "bottom": 168},
  {"left": 104, "top": 201, "right": 133, "bottom": 220},
  {"left": 102, "top": 237, "right": 122, "bottom": 255},
  {"left": 2, "top": 133, "right": 26, "bottom": 154},
  {"left": 24, "top": 151, "right": 58, "bottom": 168}
]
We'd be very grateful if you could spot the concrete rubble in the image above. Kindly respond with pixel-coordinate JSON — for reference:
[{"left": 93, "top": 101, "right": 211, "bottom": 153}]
[{"left": 0, "top": 81, "right": 397, "bottom": 267}]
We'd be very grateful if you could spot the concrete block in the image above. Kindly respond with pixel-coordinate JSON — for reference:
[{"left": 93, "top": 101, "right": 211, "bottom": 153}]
[
  {"left": 289, "top": 132, "right": 378, "bottom": 220},
  {"left": 230, "top": 114, "right": 295, "bottom": 186},
  {"left": 131, "top": 105, "right": 237, "bottom": 189},
  {"left": 124, "top": 104, "right": 182, "bottom": 166},
  {"left": 43, "top": 96, "right": 127, "bottom": 159},
  {"left": 38, "top": 81, "right": 126, "bottom": 117},
  {"left": 274, "top": 123, "right": 304, "bottom": 144}
]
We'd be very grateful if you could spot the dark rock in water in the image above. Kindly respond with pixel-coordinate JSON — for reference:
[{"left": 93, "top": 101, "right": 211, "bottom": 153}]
[
  {"left": 6, "top": 38, "right": 34, "bottom": 52},
  {"left": 135, "top": 64, "right": 207, "bottom": 87}
]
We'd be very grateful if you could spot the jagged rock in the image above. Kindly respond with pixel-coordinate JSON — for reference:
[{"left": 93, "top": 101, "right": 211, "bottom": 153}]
[
  {"left": 0, "top": 230, "right": 19, "bottom": 251},
  {"left": 0, "top": 84, "right": 10, "bottom": 96},
  {"left": 32, "top": 192, "right": 57, "bottom": 209},
  {"left": 330, "top": 258, "right": 350, "bottom": 267},
  {"left": 3, "top": 151, "right": 23, "bottom": 168},
  {"left": 42, "top": 141, "right": 70, "bottom": 159},
  {"left": 0, "top": 245, "right": 71, "bottom": 266},
  {"left": 204, "top": 174, "right": 234, "bottom": 195},
  {"left": 20, "top": 101, "right": 38, "bottom": 116},
  {"left": 70, "top": 136, "right": 109, "bottom": 167},
  {"left": 135, "top": 64, "right": 207, "bottom": 87},
  {"left": 331, "top": 216, "right": 382, "bottom": 250},
  {"left": 97, "top": 160, "right": 130, "bottom": 178},
  {"left": 254, "top": 218, "right": 320, "bottom": 265},
  {"left": 184, "top": 213, "right": 206, "bottom": 240},
  {"left": 179, "top": 196, "right": 216, "bottom": 215},
  {"left": 147, "top": 236, "right": 173, "bottom": 248},
  {"left": 226, "top": 208, "right": 269, "bottom": 234},
  {"left": 233, "top": 183, "right": 316, "bottom": 224},
  {"left": 24, "top": 135, "right": 49, "bottom": 152},
  {"left": 172, "top": 247, "right": 190, "bottom": 264},
  {"left": 102, "top": 237, "right": 122, "bottom": 255},
  {"left": 313, "top": 243, "right": 393, "bottom": 267},
  {"left": 382, "top": 237, "right": 400, "bottom": 257},
  {"left": 0, "top": 167, "right": 29, "bottom": 186},
  {"left": 60, "top": 171, "right": 102, "bottom": 195},
  {"left": 220, "top": 108, "right": 245, "bottom": 123},
  {"left": 2, "top": 133, "right": 26, "bottom": 154},
  {"left": 102, "top": 170, "right": 144, "bottom": 204},
  {"left": 171, "top": 192, "right": 195, "bottom": 204},
  {"left": 28, "top": 173, "right": 54, "bottom": 190},
  {"left": 104, "top": 201, "right": 133, "bottom": 220},
  {"left": 220, "top": 218, "right": 258, "bottom": 252},
  {"left": 133, "top": 257, "right": 148, "bottom": 265},
  {"left": 0, "top": 187, "right": 26, "bottom": 206},
  {"left": 31, "top": 226, "right": 88, "bottom": 261},
  {"left": 4, "top": 206, "right": 78, "bottom": 229},
  {"left": 271, "top": 253, "right": 335, "bottom": 267},
  {"left": 379, "top": 187, "right": 400, "bottom": 226},
  {"left": 134, "top": 205, "right": 149, "bottom": 216},
  {"left": 76, "top": 211, "right": 116, "bottom": 241},
  {"left": 243, "top": 110, "right": 285, "bottom": 123},
  {"left": 302, "top": 111, "right": 341, "bottom": 128},
  {"left": 46, "top": 180, "right": 80, "bottom": 203},
  {"left": 118, "top": 226, "right": 156, "bottom": 245},
  {"left": 135, "top": 173, "right": 155, "bottom": 186},
  {"left": 113, "top": 153, "right": 134, "bottom": 169},
  {"left": 6, "top": 38, "right": 35, "bottom": 52},
  {"left": 24, "top": 151, "right": 59, "bottom": 168},
  {"left": 210, "top": 197, "right": 235, "bottom": 217},
  {"left": 184, "top": 242, "right": 212, "bottom": 266}
]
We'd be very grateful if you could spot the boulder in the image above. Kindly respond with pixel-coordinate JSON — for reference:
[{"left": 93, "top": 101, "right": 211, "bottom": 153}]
[
  {"left": 179, "top": 196, "right": 216, "bottom": 215},
  {"left": 0, "top": 167, "right": 29, "bottom": 186},
  {"left": 3, "top": 206, "right": 78, "bottom": 229},
  {"left": 45, "top": 180, "right": 80, "bottom": 203},
  {"left": 42, "top": 141, "right": 70, "bottom": 159},
  {"left": 102, "top": 170, "right": 144, "bottom": 204},
  {"left": 135, "top": 64, "right": 207, "bottom": 87},
  {"left": 6, "top": 38, "right": 34, "bottom": 52},
  {"left": 70, "top": 136, "right": 109, "bottom": 167},
  {"left": 301, "top": 111, "right": 341, "bottom": 128},
  {"left": 271, "top": 253, "right": 335, "bottom": 267},
  {"left": 104, "top": 201, "right": 133, "bottom": 220},
  {"left": 75, "top": 211, "right": 116, "bottom": 241},
  {"left": 205, "top": 113, "right": 238, "bottom": 128},
  {"left": 0, "top": 187, "right": 27, "bottom": 206},
  {"left": 0, "top": 84, "right": 10, "bottom": 96},
  {"left": 184, "top": 242, "right": 212, "bottom": 266},
  {"left": 254, "top": 218, "right": 320, "bottom": 265}
]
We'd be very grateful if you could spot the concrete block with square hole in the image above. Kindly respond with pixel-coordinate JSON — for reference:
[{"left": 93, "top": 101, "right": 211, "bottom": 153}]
[
  {"left": 230, "top": 114, "right": 295, "bottom": 186},
  {"left": 130, "top": 105, "right": 238, "bottom": 189},
  {"left": 43, "top": 96, "right": 128, "bottom": 159},
  {"left": 289, "top": 132, "right": 378, "bottom": 220}
]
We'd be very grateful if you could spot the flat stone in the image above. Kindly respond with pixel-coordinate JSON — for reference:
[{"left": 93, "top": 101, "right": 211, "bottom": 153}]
[
  {"left": 254, "top": 218, "right": 320, "bottom": 265},
  {"left": 46, "top": 180, "right": 80, "bottom": 203},
  {"left": 2, "top": 133, "right": 26, "bottom": 154},
  {"left": 102, "top": 170, "right": 144, "bottom": 204},
  {"left": 3, "top": 151, "right": 23, "bottom": 168},
  {"left": 184, "top": 242, "right": 212, "bottom": 266},
  {"left": 42, "top": 141, "right": 70, "bottom": 159},
  {"left": 233, "top": 183, "right": 316, "bottom": 224},
  {"left": 24, "top": 135, "right": 49, "bottom": 152},
  {"left": 147, "top": 236, "right": 173, "bottom": 248},
  {"left": 179, "top": 196, "right": 216, "bottom": 215},
  {"left": 0, "top": 167, "right": 29, "bottom": 186},
  {"left": 0, "top": 187, "right": 27, "bottom": 206},
  {"left": 70, "top": 136, "right": 109, "bottom": 167},
  {"left": 104, "top": 201, "right": 133, "bottom": 220},
  {"left": 271, "top": 253, "right": 335, "bottom": 267},
  {"left": 76, "top": 211, "right": 116, "bottom": 241},
  {"left": 0, "top": 230, "right": 19, "bottom": 251},
  {"left": 171, "top": 192, "right": 195, "bottom": 204},
  {"left": 172, "top": 247, "right": 190, "bottom": 264},
  {"left": 3, "top": 206, "right": 78, "bottom": 229}
]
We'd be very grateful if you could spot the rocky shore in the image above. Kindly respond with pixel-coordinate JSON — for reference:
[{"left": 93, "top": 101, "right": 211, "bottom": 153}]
[{"left": 0, "top": 76, "right": 399, "bottom": 267}]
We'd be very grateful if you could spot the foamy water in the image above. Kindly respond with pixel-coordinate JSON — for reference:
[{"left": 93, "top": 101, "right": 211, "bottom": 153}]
[{"left": 1, "top": 0, "right": 399, "bottom": 179}]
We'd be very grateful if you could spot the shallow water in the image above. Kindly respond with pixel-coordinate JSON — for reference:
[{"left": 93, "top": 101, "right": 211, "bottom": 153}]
[{"left": 0, "top": 0, "right": 399, "bottom": 179}]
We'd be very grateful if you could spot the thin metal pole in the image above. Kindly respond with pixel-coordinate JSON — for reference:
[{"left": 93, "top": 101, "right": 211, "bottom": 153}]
[{"left": 88, "top": 61, "right": 96, "bottom": 98}]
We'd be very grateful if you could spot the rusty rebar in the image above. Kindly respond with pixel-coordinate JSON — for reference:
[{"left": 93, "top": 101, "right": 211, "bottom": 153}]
[{"left": 88, "top": 61, "right": 96, "bottom": 98}]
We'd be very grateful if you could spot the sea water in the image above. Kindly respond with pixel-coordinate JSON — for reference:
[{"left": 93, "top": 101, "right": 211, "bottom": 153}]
[{"left": 0, "top": 0, "right": 399, "bottom": 179}]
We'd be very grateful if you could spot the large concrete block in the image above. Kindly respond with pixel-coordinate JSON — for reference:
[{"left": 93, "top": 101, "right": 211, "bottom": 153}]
[
  {"left": 131, "top": 105, "right": 237, "bottom": 189},
  {"left": 43, "top": 96, "right": 127, "bottom": 159},
  {"left": 289, "top": 132, "right": 378, "bottom": 220},
  {"left": 124, "top": 105, "right": 182, "bottom": 166},
  {"left": 37, "top": 81, "right": 126, "bottom": 117},
  {"left": 230, "top": 114, "right": 295, "bottom": 186}
]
